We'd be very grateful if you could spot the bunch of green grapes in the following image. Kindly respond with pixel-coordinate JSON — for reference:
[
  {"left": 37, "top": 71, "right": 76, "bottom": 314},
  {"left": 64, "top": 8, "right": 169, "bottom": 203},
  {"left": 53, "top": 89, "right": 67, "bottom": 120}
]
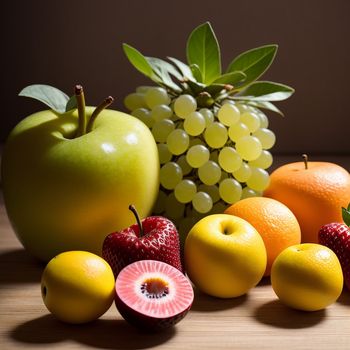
[{"left": 124, "top": 86, "right": 275, "bottom": 228}]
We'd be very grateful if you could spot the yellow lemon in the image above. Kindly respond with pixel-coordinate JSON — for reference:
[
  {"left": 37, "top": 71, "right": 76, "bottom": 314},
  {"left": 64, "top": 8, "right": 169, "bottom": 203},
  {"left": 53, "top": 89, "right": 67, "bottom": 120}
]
[
  {"left": 271, "top": 243, "right": 343, "bottom": 311},
  {"left": 184, "top": 214, "right": 267, "bottom": 298},
  {"left": 41, "top": 251, "right": 115, "bottom": 323}
]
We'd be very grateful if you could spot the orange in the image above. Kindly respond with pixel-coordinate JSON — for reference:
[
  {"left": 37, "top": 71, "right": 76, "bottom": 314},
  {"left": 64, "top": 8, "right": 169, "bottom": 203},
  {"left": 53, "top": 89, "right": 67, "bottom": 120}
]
[
  {"left": 271, "top": 243, "right": 343, "bottom": 311},
  {"left": 225, "top": 197, "right": 301, "bottom": 276},
  {"left": 264, "top": 158, "right": 350, "bottom": 243}
]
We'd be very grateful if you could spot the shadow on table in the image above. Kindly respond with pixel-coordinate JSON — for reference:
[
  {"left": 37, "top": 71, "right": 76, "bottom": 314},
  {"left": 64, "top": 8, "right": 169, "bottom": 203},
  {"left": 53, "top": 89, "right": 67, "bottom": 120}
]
[
  {"left": 337, "top": 290, "right": 350, "bottom": 306},
  {"left": 0, "top": 248, "right": 43, "bottom": 285},
  {"left": 10, "top": 314, "right": 176, "bottom": 349},
  {"left": 254, "top": 300, "right": 326, "bottom": 329},
  {"left": 191, "top": 287, "right": 248, "bottom": 312}
]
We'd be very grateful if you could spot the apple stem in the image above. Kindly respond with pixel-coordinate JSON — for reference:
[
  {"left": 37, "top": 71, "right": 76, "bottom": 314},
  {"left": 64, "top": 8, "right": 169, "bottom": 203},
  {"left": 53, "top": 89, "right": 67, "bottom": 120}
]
[
  {"left": 129, "top": 205, "right": 144, "bottom": 237},
  {"left": 75, "top": 85, "right": 87, "bottom": 137},
  {"left": 86, "top": 96, "right": 115, "bottom": 133},
  {"left": 302, "top": 154, "right": 308, "bottom": 169}
]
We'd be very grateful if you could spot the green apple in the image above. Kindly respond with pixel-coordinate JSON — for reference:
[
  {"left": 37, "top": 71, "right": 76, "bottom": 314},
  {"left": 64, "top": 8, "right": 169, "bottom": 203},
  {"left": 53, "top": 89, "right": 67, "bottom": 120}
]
[
  {"left": 1, "top": 85, "right": 160, "bottom": 261},
  {"left": 184, "top": 214, "right": 266, "bottom": 298}
]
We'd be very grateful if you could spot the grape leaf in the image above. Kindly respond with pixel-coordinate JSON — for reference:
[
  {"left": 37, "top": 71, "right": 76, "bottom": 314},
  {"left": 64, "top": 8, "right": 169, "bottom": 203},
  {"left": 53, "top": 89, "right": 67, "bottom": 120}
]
[
  {"left": 227, "top": 45, "right": 278, "bottom": 88},
  {"left": 244, "top": 100, "right": 284, "bottom": 116},
  {"left": 123, "top": 43, "right": 154, "bottom": 78},
  {"left": 146, "top": 57, "right": 182, "bottom": 92},
  {"left": 186, "top": 22, "right": 221, "bottom": 84},
  {"left": 212, "top": 71, "right": 246, "bottom": 86},
  {"left": 167, "top": 57, "right": 195, "bottom": 81},
  {"left": 19, "top": 84, "right": 69, "bottom": 113},
  {"left": 238, "top": 81, "right": 294, "bottom": 101},
  {"left": 190, "top": 64, "right": 203, "bottom": 83}
]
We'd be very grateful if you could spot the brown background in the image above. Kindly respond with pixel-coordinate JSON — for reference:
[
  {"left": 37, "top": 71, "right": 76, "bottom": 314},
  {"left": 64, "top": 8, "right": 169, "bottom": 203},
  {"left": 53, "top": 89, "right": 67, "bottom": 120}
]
[{"left": 1, "top": 0, "right": 349, "bottom": 154}]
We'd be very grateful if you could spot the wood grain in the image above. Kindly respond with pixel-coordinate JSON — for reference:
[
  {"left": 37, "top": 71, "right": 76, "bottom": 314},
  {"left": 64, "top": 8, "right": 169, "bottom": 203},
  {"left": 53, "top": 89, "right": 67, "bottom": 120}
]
[{"left": 1, "top": 156, "right": 350, "bottom": 350}]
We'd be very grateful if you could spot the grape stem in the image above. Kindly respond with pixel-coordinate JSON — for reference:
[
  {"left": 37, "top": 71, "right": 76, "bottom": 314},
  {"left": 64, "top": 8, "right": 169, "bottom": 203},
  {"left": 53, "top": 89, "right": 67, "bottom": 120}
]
[
  {"left": 302, "top": 154, "right": 308, "bottom": 169},
  {"left": 129, "top": 205, "right": 145, "bottom": 237}
]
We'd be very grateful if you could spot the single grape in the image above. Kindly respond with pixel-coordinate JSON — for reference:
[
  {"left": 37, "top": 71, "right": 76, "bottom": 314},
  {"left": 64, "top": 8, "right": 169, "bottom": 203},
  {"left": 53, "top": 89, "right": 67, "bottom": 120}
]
[
  {"left": 131, "top": 108, "right": 154, "bottom": 128},
  {"left": 241, "top": 186, "right": 261, "bottom": 199},
  {"left": 152, "top": 119, "right": 175, "bottom": 143},
  {"left": 199, "top": 108, "right": 214, "bottom": 126},
  {"left": 257, "top": 111, "right": 269, "bottom": 128},
  {"left": 157, "top": 143, "right": 173, "bottom": 164},
  {"left": 219, "top": 178, "right": 242, "bottom": 204},
  {"left": 184, "top": 111, "right": 206, "bottom": 136},
  {"left": 218, "top": 147, "right": 242, "bottom": 173},
  {"left": 145, "top": 87, "right": 170, "bottom": 108},
  {"left": 253, "top": 128, "right": 276, "bottom": 150},
  {"left": 236, "top": 103, "right": 250, "bottom": 114},
  {"left": 153, "top": 190, "right": 167, "bottom": 214},
  {"left": 165, "top": 192, "right": 185, "bottom": 220},
  {"left": 151, "top": 104, "right": 173, "bottom": 121},
  {"left": 217, "top": 104, "right": 240, "bottom": 126},
  {"left": 192, "top": 192, "right": 213, "bottom": 214},
  {"left": 174, "top": 179, "right": 197, "bottom": 203},
  {"left": 160, "top": 162, "right": 183, "bottom": 190},
  {"left": 198, "top": 184, "right": 220, "bottom": 203},
  {"left": 186, "top": 145, "right": 210, "bottom": 168},
  {"left": 174, "top": 94, "right": 197, "bottom": 118},
  {"left": 124, "top": 93, "right": 146, "bottom": 111},
  {"left": 177, "top": 155, "right": 193, "bottom": 176},
  {"left": 235, "top": 136, "right": 262, "bottom": 161},
  {"left": 232, "top": 162, "right": 252, "bottom": 182},
  {"left": 228, "top": 122, "right": 250, "bottom": 142},
  {"left": 198, "top": 161, "right": 221, "bottom": 185},
  {"left": 204, "top": 122, "right": 228, "bottom": 149},
  {"left": 167, "top": 129, "right": 190, "bottom": 155},
  {"left": 248, "top": 150, "right": 273, "bottom": 169},
  {"left": 240, "top": 112, "right": 260, "bottom": 132},
  {"left": 246, "top": 167, "right": 270, "bottom": 191}
]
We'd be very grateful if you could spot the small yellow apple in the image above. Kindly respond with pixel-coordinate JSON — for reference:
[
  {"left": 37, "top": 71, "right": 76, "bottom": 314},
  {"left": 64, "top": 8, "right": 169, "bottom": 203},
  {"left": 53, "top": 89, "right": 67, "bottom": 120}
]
[
  {"left": 184, "top": 214, "right": 267, "bottom": 298},
  {"left": 271, "top": 243, "right": 343, "bottom": 311}
]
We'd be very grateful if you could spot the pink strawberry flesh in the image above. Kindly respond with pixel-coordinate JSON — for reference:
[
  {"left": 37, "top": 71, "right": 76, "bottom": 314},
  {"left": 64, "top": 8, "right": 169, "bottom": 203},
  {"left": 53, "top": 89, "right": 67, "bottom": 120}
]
[
  {"left": 102, "top": 215, "right": 183, "bottom": 277},
  {"left": 319, "top": 222, "right": 350, "bottom": 290},
  {"left": 115, "top": 260, "right": 194, "bottom": 331}
]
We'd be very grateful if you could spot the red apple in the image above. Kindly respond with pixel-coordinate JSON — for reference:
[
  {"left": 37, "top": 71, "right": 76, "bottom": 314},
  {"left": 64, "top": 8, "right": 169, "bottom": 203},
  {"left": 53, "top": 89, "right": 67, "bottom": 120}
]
[{"left": 102, "top": 205, "right": 183, "bottom": 277}]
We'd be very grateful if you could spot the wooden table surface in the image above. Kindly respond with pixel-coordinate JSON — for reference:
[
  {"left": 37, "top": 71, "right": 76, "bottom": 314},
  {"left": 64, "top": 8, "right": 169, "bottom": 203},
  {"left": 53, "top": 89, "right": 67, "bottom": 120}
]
[{"left": 1, "top": 155, "right": 350, "bottom": 350}]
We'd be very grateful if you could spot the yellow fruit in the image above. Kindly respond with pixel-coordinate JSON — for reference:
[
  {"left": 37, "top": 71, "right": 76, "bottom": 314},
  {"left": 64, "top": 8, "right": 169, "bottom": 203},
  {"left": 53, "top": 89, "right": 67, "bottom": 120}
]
[
  {"left": 271, "top": 243, "right": 343, "bottom": 311},
  {"left": 41, "top": 251, "right": 115, "bottom": 323},
  {"left": 225, "top": 197, "right": 301, "bottom": 276},
  {"left": 184, "top": 214, "right": 266, "bottom": 298}
]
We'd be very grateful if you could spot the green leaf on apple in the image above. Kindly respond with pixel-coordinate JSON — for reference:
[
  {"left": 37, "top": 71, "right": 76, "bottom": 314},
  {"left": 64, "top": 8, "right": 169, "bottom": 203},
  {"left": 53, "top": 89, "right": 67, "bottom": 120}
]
[
  {"left": 190, "top": 64, "right": 203, "bottom": 83},
  {"left": 65, "top": 95, "right": 77, "bottom": 112},
  {"left": 226, "top": 45, "right": 278, "bottom": 89},
  {"left": 342, "top": 203, "right": 350, "bottom": 227},
  {"left": 237, "top": 81, "right": 294, "bottom": 101},
  {"left": 19, "top": 84, "right": 70, "bottom": 114},
  {"left": 186, "top": 22, "right": 221, "bottom": 85}
]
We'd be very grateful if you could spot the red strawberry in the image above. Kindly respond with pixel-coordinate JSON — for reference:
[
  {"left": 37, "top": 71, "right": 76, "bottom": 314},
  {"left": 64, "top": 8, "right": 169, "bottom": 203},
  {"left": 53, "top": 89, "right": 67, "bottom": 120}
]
[
  {"left": 102, "top": 205, "right": 183, "bottom": 277},
  {"left": 318, "top": 204, "right": 350, "bottom": 290}
]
